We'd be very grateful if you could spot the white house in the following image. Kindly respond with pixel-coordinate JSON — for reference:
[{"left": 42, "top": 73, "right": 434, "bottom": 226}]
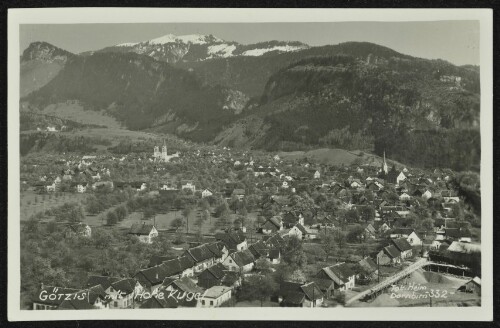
[
  {"left": 407, "top": 231, "right": 423, "bottom": 246},
  {"left": 399, "top": 192, "right": 411, "bottom": 201},
  {"left": 128, "top": 223, "right": 158, "bottom": 244},
  {"left": 422, "top": 190, "right": 433, "bottom": 200},
  {"left": 65, "top": 223, "right": 92, "bottom": 238},
  {"left": 198, "top": 286, "right": 232, "bottom": 308},
  {"left": 313, "top": 170, "right": 321, "bottom": 179},
  {"left": 222, "top": 249, "right": 255, "bottom": 273},
  {"left": 182, "top": 181, "right": 196, "bottom": 193},
  {"left": 76, "top": 184, "right": 87, "bottom": 193},
  {"left": 201, "top": 189, "right": 214, "bottom": 198},
  {"left": 46, "top": 183, "right": 57, "bottom": 192},
  {"left": 396, "top": 172, "right": 407, "bottom": 185},
  {"left": 107, "top": 278, "right": 140, "bottom": 309},
  {"left": 288, "top": 223, "right": 307, "bottom": 240}
]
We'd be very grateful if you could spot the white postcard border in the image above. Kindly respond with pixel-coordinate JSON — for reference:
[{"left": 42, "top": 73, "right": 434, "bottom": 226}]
[{"left": 7, "top": 7, "right": 494, "bottom": 321}]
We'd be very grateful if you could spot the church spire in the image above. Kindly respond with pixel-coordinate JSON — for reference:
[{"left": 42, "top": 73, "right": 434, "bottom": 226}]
[{"left": 383, "top": 150, "right": 388, "bottom": 175}]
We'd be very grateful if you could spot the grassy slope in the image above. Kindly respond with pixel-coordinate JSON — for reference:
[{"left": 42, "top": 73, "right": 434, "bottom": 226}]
[
  {"left": 41, "top": 103, "right": 123, "bottom": 129},
  {"left": 278, "top": 148, "right": 404, "bottom": 168}
]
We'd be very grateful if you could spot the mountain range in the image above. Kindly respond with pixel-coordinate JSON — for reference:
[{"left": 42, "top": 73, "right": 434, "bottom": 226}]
[
  {"left": 20, "top": 33, "right": 481, "bottom": 170},
  {"left": 82, "top": 33, "right": 309, "bottom": 63}
]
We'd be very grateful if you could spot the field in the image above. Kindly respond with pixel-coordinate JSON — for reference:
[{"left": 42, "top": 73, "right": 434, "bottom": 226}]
[
  {"left": 81, "top": 204, "right": 261, "bottom": 235},
  {"left": 42, "top": 103, "right": 123, "bottom": 129},
  {"left": 20, "top": 191, "right": 87, "bottom": 221},
  {"left": 278, "top": 148, "right": 405, "bottom": 168}
]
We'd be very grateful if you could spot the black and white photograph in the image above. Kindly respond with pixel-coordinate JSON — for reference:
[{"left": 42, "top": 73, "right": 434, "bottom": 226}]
[{"left": 7, "top": 7, "right": 493, "bottom": 321}]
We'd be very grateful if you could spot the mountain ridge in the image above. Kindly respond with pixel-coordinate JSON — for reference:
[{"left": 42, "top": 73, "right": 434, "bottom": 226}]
[{"left": 82, "top": 33, "right": 310, "bottom": 63}]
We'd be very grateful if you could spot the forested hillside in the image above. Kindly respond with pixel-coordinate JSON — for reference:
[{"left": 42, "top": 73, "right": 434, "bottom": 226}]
[
  {"left": 215, "top": 51, "right": 480, "bottom": 171},
  {"left": 24, "top": 52, "right": 248, "bottom": 141}
]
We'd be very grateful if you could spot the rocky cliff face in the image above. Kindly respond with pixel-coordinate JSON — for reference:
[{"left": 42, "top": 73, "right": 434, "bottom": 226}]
[{"left": 21, "top": 41, "right": 74, "bottom": 63}]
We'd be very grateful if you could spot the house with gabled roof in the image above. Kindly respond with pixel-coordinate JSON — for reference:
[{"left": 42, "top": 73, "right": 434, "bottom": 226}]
[
  {"left": 458, "top": 277, "right": 481, "bottom": 296},
  {"left": 248, "top": 240, "right": 269, "bottom": 259},
  {"left": 184, "top": 244, "right": 216, "bottom": 272},
  {"left": 215, "top": 231, "right": 247, "bottom": 251},
  {"left": 197, "top": 263, "right": 227, "bottom": 289},
  {"left": 260, "top": 216, "right": 283, "bottom": 234},
  {"left": 206, "top": 241, "right": 229, "bottom": 263},
  {"left": 201, "top": 188, "right": 214, "bottom": 198},
  {"left": 316, "top": 263, "right": 356, "bottom": 292},
  {"left": 278, "top": 281, "right": 324, "bottom": 307},
  {"left": 148, "top": 255, "right": 178, "bottom": 267},
  {"left": 85, "top": 275, "right": 120, "bottom": 294},
  {"left": 134, "top": 265, "right": 169, "bottom": 294},
  {"left": 288, "top": 223, "right": 307, "bottom": 240},
  {"left": 391, "top": 238, "right": 413, "bottom": 259},
  {"left": 356, "top": 258, "right": 378, "bottom": 281},
  {"left": 222, "top": 249, "right": 255, "bottom": 273},
  {"left": 198, "top": 285, "right": 232, "bottom": 308},
  {"left": 264, "top": 233, "right": 287, "bottom": 250},
  {"left": 64, "top": 222, "right": 91, "bottom": 238},
  {"left": 162, "top": 276, "right": 204, "bottom": 307},
  {"left": 108, "top": 278, "right": 141, "bottom": 309},
  {"left": 59, "top": 285, "right": 110, "bottom": 310},
  {"left": 128, "top": 223, "right": 158, "bottom": 244},
  {"left": 364, "top": 223, "right": 377, "bottom": 239},
  {"left": 282, "top": 211, "right": 305, "bottom": 228},
  {"left": 382, "top": 245, "right": 402, "bottom": 265},
  {"left": 139, "top": 295, "right": 178, "bottom": 309}
]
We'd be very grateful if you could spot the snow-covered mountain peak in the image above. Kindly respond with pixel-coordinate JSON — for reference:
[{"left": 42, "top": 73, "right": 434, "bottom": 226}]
[{"left": 147, "top": 33, "right": 224, "bottom": 45}]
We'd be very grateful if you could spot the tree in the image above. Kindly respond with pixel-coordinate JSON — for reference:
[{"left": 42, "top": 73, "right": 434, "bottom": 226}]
[
  {"left": 336, "top": 229, "right": 347, "bottom": 249},
  {"left": 421, "top": 218, "right": 435, "bottom": 231},
  {"left": 320, "top": 232, "right": 337, "bottom": 262},
  {"left": 346, "top": 224, "right": 365, "bottom": 243},
  {"left": 194, "top": 217, "right": 204, "bottom": 232},
  {"left": 106, "top": 211, "right": 118, "bottom": 225},
  {"left": 358, "top": 206, "right": 375, "bottom": 222},
  {"left": 283, "top": 236, "right": 307, "bottom": 268},
  {"left": 115, "top": 205, "right": 128, "bottom": 221},
  {"left": 92, "top": 229, "right": 113, "bottom": 249},
  {"left": 143, "top": 207, "right": 156, "bottom": 220},
  {"left": 288, "top": 269, "right": 307, "bottom": 283},
  {"left": 214, "top": 200, "right": 230, "bottom": 218},
  {"left": 239, "top": 274, "right": 278, "bottom": 307},
  {"left": 345, "top": 208, "right": 359, "bottom": 223},
  {"left": 255, "top": 258, "right": 272, "bottom": 274},
  {"left": 171, "top": 217, "right": 185, "bottom": 231},
  {"left": 86, "top": 195, "right": 102, "bottom": 215},
  {"left": 229, "top": 195, "right": 240, "bottom": 213},
  {"left": 173, "top": 232, "right": 186, "bottom": 245}
]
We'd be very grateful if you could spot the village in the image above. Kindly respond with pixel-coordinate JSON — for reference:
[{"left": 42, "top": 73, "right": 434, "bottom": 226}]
[{"left": 20, "top": 140, "right": 482, "bottom": 309}]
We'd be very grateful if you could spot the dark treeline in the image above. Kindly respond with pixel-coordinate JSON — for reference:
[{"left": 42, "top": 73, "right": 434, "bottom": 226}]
[{"left": 375, "top": 128, "right": 480, "bottom": 172}]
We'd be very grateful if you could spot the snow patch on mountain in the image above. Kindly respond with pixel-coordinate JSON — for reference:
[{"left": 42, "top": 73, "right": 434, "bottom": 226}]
[
  {"left": 207, "top": 44, "right": 237, "bottom": 58},
  {"left": 148, "top": 33, "right": 223, "bottom": 45},
  {"left": 116, "top": 42, "right": 139, "bottom": 47},
  {"left": 242, "top": 45, "right": 307, "bottom": 56}
]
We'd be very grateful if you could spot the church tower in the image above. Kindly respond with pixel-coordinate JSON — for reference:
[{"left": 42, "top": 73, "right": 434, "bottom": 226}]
[
  {"left": 382, "top": 151, "right": 388, "bottom": 175},
  {"left": 153, "top": 145, "right": 160, "bottom": 159},
  {"left": 161, "top": 139, "right": 168, "bottom": 162}
]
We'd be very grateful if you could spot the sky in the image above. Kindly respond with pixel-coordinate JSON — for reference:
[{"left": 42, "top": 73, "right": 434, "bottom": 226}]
[{"left": 19, "top": 21, "right": 480, "bottom": 66}]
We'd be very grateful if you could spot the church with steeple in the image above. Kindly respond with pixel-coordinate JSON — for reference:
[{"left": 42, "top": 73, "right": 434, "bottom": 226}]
[
  {"left": 379, "top": 150, "right": 406, "bottom": 185},
  {"left": 153, "top": 140, "right": 171, "bottom": 162}
]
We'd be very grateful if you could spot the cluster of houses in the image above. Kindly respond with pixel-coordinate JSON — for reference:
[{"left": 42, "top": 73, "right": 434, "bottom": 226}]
[{"left": 33, "top": 229, "right": 277, "bottom": 310}]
